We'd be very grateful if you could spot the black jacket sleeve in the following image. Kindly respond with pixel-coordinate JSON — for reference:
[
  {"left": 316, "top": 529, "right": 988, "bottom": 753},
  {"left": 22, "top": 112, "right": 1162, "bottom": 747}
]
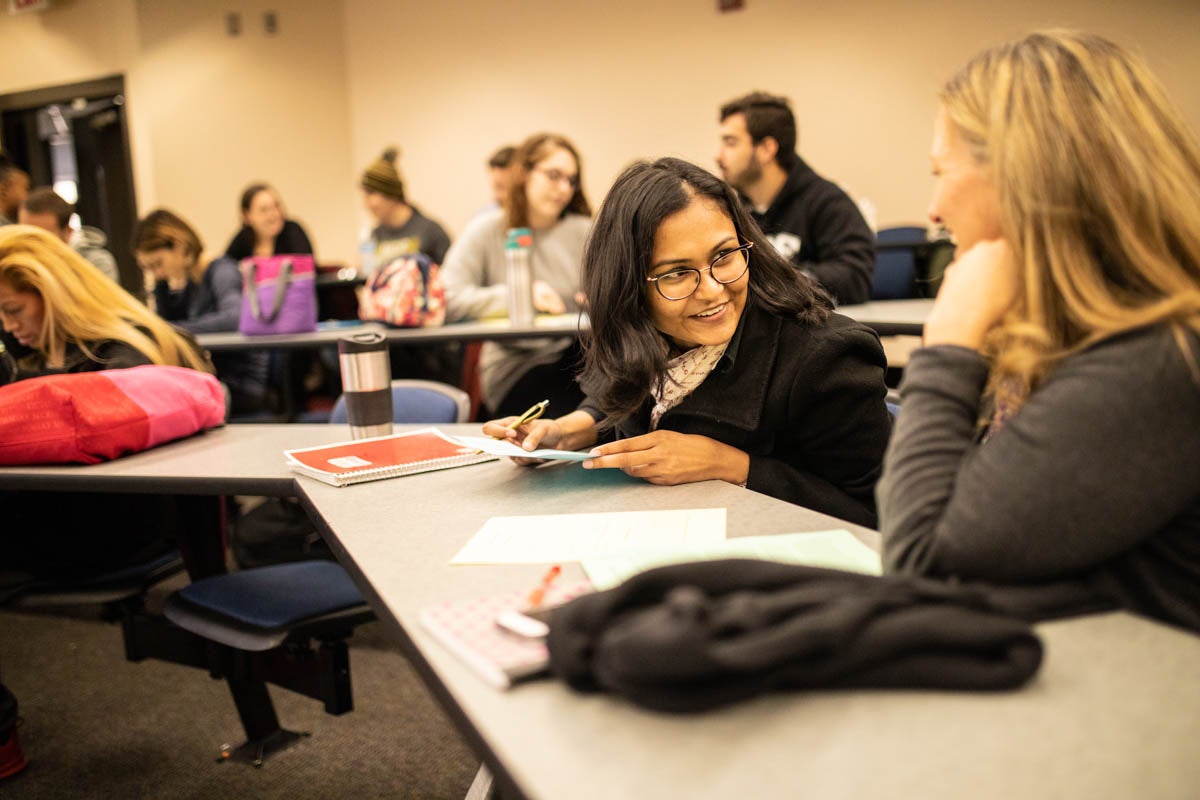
[{"left": 749, "top": 322, "right": 889, "bottom": 527}]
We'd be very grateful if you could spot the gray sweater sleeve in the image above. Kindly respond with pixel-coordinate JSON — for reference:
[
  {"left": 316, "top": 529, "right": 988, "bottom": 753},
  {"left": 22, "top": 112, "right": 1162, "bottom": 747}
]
[
  {"left": 878, "top": 329, "right": 1200, "bottom": 582},
  {"left": 175, "top": 257, "right": 244, "bottom": 334},
  {"left": 441, "top": 211, "right": 508, "bottom": 322}
]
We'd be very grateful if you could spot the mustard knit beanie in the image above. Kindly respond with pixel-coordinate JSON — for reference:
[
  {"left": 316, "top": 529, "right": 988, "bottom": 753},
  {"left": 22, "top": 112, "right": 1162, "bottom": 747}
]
[{"left": 361, "top": 146, "right": 405, "bottom": 201}]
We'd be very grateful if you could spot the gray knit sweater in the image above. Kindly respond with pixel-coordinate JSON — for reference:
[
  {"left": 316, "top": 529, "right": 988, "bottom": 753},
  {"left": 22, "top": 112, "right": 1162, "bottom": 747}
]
[
  {"left": 877, "top": 326, "right": 1200, "bottom": 632},
  {"left": 441, "top": 208, "right": 590, "bottom": 408}
]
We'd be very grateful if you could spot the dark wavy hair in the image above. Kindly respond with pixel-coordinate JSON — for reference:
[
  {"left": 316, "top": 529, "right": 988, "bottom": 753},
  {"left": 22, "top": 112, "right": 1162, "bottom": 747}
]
[{"left": 580, "top": 157, "right": 831, "bottom": 421}]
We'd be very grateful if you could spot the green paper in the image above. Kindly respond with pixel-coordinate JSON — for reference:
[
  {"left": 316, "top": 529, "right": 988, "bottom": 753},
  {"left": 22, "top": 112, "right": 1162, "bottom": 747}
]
[{"left": 580, "top": 530, "right": 880, "bottom": 590}]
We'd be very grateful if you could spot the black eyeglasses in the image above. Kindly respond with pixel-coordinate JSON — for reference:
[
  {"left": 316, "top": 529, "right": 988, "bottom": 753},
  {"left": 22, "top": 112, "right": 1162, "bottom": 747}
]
[
  {"left": 533, "top": 167, "right": 580, "bottom": 189},
  {"left": 645, "top": 242, "right": 753, "bottom": 301}
]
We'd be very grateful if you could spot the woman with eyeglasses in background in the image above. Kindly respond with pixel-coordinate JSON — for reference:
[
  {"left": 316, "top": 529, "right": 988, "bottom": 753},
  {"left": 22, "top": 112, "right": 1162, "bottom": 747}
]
[
  {"left": 483, "top": 158, "right": 891, "bottom": 525},
  {"left": 442, "top": 132, "right": 592, "bottom": 418}
]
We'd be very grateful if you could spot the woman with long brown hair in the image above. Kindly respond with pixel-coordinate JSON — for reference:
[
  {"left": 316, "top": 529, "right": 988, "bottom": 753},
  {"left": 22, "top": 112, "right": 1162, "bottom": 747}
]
[
  {"left": 877, "top": 31, "right": 1200, "bottom": 632},
  {"left": 441, "top": 132, "right": 593, "bottom": 417},
  {"left": 484, "top": 157, "right": 891, "bottom": 525}
]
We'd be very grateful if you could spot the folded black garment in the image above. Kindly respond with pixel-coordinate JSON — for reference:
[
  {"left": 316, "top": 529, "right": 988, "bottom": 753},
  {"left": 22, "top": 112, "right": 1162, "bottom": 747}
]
[{"left": 546, "top": 559, "right": 1044, "bottom": 712}]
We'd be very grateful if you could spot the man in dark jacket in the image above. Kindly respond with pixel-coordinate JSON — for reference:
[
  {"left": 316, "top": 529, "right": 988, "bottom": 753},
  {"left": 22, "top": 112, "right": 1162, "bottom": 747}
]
[{"left": 716, "top": 92, "right": 874, "bottom": 305}]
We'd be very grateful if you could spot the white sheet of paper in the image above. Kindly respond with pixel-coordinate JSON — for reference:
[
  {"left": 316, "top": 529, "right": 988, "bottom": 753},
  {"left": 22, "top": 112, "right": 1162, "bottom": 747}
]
[
  {"left": 450, "top": 508, "right": 727, "bottom": 564},
  {"left": 451, "top": 435, "right": 592, "bottom": 462},
  {"left": 580, "top": 530, "right": 881, "bottom": 590}
]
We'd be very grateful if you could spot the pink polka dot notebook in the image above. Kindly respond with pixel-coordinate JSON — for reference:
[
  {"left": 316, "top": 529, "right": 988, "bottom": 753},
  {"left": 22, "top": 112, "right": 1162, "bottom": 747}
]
[{"left": 419, "top": 580, "right": 593, "bottom": 690}]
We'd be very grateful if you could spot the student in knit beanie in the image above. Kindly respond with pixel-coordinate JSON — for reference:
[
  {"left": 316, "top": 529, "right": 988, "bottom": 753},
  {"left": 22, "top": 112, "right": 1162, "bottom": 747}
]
[{"left": 361, "top": 147, "right": 406, "bottom": 202}]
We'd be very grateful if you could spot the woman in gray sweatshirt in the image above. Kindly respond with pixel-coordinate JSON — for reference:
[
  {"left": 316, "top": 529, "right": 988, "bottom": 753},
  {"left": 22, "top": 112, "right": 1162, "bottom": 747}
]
[{"left": 877, "top": 31, "right": 1200, "bottom": 633}]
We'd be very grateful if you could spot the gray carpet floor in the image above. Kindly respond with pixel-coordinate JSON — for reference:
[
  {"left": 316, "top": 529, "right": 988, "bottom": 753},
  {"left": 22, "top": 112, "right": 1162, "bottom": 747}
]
[{"left": 0, "top": 584, "right": 479, "bottom": 799}]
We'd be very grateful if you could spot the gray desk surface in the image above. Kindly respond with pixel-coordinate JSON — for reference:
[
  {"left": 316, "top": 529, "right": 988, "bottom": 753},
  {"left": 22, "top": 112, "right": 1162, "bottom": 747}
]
[
  {"left": 196, "top": 314, "right": 587, "bottom": 352},
  {"left": 837, "top": 298, "right": 933, "bottom": 336},
  {"left": 0, "top": 424, "right": 351, "bottom": 497},
  {"left": 296, "top": 433, "right": 1200, "bottom": 800}
]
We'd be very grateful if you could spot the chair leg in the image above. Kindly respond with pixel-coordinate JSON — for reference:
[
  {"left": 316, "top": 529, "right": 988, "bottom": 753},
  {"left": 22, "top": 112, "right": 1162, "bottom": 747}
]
[{"left": 218, "top": 678, "right": 308, "bottom": 767}]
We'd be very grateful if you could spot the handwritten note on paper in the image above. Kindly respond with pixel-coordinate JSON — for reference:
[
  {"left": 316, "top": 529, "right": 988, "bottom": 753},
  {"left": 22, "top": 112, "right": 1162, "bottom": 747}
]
[
  {"left": 450, "top": 435, "right": 592, "bottom": 462},
  {"left": 449, "top": 508, "right": 727, "bottom": 565},
  {"left": 579, "top": 530, "right": 881, "bottom": 590}
]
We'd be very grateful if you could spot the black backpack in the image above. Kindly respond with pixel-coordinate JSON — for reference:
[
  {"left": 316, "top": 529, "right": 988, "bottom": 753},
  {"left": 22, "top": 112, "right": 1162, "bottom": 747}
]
[{"left": 230, "top": 498, "right": 333, "bottom": 569}]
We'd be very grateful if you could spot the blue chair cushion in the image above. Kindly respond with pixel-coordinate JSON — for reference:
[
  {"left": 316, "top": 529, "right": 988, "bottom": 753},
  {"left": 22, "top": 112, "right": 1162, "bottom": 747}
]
[
  {"left": 330, "top": 386, "right": 459, "bottom": 424},
  {"left": 174, "top": 561, "right": 364, "bottom": 632}
]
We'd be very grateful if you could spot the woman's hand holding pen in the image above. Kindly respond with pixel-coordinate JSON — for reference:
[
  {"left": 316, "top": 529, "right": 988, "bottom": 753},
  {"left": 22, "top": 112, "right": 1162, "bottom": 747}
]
[
  {"left": 481, "top": 417, "right": 566, "bottom": 466},
  {"left": 481, "top": 408, "right": 599, "bottom": 467},
  {"left": 583, "top": 430, "right": 750, "bottom": 487}
]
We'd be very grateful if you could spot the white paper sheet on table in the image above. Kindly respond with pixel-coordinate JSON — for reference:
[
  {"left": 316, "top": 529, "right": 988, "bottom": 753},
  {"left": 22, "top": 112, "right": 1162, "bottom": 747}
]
[
  {"left": 450, "top": 435, "right": 592, "bottom": 462},
  {"left": 450, "top": 508, "right": 727, "bottom": 564},
  {"left": 579, "top": 529, "right": 881, "bottom": 590}
]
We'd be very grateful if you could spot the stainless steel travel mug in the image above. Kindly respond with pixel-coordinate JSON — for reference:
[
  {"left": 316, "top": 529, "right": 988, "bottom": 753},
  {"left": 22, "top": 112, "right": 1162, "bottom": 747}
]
[{"left": 338, "top": 331, "right": 392, "bottom": 439}]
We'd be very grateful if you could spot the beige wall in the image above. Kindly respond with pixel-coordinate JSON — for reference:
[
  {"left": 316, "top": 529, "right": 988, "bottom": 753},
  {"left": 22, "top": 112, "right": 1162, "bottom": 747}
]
[
  {"left": 1, "top": 0, "right": 1198, "bottom": 265},
  {"left": 344, "top": 0, "right": 1200, "bottom": 238},
  {"left": 0, "top": 0, "right": 357, "bottom": 263}
]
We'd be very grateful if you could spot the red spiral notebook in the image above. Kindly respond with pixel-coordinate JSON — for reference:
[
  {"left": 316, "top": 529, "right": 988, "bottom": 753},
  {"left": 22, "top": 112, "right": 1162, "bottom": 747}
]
[{"left": 284, "top": 427, "right": 496, "bottom": 486}]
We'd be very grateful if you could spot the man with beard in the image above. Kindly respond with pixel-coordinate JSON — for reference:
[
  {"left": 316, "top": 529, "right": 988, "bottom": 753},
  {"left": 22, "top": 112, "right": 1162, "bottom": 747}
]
[{"left": 716, "top": 92, "right": 874, "bottom": 305}]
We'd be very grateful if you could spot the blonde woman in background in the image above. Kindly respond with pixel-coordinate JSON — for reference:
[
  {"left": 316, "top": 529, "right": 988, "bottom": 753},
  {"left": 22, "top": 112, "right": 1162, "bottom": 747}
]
[
  {"left": 0, "top": 225, "right": 212, "bottom": 584},
  {"left": 877, "top": 31, "right": 1200, "bottom": 633},
  {"left": 0, "top": 225, "right": 209, "bottom": 384}
]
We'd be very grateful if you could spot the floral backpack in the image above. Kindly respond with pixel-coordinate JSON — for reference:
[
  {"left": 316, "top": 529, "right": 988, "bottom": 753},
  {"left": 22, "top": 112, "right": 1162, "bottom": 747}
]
[{"left": 357, "top": 253, "right": 446, "bottom": 327}]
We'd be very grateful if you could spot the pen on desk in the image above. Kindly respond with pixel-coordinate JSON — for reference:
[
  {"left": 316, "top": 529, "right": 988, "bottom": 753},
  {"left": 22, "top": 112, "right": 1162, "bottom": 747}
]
[{"left": 525, "top": 564, "right": 561, "bottom": 609}]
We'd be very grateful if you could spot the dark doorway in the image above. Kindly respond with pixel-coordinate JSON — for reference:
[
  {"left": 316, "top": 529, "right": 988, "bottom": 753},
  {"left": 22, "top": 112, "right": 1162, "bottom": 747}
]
[{"left": 0, "top": 75, "right": 140, "bottom": 295}]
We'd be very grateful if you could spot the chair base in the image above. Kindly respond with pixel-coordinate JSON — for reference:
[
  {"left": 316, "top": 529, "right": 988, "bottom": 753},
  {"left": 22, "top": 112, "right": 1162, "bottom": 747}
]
[{"left": 218, "top": 727, "right": 309, "bottom": 768}]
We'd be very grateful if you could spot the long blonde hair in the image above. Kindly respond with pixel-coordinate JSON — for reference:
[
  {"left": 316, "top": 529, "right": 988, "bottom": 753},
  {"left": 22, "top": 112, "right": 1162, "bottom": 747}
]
[
  {"left": 0, "top": 225, "right": 210, "bottom": 371},
  {"left": 941, "top": 31, "right": 1200, "bottom": 400}
]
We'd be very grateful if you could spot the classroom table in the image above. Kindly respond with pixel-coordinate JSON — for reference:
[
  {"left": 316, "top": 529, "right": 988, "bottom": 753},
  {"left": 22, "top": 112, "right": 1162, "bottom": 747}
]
[
  {"left": 195, "top": 314, "right": 588, "bottom": 353},
  {"left": 294, "top": 436, "right": 1200, "bottom": 800},
  {"left": 0, "top": 424, "right": 352, "bottom": 577},
  {"left": 836, "top": 297, "right": 933, "bottom": 336}
]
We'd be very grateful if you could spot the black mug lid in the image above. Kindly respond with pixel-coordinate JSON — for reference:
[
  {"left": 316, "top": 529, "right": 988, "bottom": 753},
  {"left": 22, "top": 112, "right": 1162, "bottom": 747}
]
[{"left": 338, "top": 330, "right": 387, "bottom": 355}]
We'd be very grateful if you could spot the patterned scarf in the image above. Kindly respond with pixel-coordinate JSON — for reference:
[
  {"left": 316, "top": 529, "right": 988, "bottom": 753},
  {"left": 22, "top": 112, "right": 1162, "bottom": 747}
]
[{"left": 649, "top": 343, "right": 728, "bottom": 430}]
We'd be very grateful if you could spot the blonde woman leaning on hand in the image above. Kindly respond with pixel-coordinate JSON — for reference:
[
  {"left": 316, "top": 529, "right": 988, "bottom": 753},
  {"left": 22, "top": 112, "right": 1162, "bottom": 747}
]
[
  {"left": 0, "top": 225, "right": 210, "bottom": 385},
  {"left": 877, "top": 31, "right": 1200, "bottom": 632}
]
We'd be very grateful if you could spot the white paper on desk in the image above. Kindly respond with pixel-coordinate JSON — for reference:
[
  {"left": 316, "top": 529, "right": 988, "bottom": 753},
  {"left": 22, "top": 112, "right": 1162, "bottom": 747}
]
[
  {"left": 450, "top": 435, "right": 591, "bottom": 462},
  {"left": 450, "top": 508, "right": 727, "bottom": 564}
]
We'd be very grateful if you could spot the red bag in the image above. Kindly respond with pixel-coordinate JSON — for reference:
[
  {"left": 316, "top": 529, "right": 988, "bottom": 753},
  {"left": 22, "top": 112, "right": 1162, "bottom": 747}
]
[
  {"left": 357, "top": 253, "right": 446, "bottom": 327},
  {"left": 0, "top": 366, "right": 226, "bottom": 465}
]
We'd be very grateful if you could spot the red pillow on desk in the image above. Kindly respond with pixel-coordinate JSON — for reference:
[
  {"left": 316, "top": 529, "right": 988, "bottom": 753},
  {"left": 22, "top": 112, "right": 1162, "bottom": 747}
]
[{"left": 0, "top": 365, "right": 226, "bottom": 465}]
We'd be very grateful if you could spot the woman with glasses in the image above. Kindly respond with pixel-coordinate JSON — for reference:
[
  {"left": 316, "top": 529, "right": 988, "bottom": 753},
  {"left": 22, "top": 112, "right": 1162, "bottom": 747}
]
[
  {"left": 442, "top": 132, "right": 592, "bottom": 417},
  {"left": 483, "top": 157, "right": 891, "bottom": 525},
  {"left": 877, "top": 32, "right": 1200, "bottom": 631}
]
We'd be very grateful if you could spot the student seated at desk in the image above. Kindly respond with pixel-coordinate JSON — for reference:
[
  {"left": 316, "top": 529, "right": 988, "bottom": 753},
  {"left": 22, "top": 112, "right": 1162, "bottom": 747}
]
[
  {"left": 483, "top": 158, "right": 891, "bottom": 527},
  {"left": 223, "top": 183, "right": 314, "bottom": 261},
  {"left": 134, "top": 209, "right": 269, "bottom": 416},
  {"left": 0, "top": 225, "right": 210, "bottom": 383},
  {"left": 443, "top": 132, "right": 593, "bottom": 418},
  {"left": 876, "top": 31, "right": 1200, "bottom": 633},
  {"left": 0, "top": 225, "right": 211, "bottom": 580}
]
